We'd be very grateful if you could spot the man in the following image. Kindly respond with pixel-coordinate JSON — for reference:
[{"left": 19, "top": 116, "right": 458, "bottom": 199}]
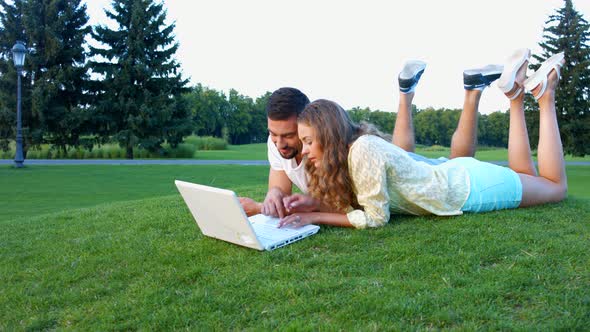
[{"left": 239, "top": 87, "right": 310, "bottom": 218}]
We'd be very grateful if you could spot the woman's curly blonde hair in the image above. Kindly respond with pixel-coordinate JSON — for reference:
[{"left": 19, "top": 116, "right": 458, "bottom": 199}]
[{"left": 298, "top": 99, "right": 387, "bottom": 213}]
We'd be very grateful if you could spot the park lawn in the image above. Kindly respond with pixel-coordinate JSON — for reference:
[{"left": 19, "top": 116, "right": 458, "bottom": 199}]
[
  {"left": 195, "top": 143, "right": 590, "bottom": 162},
  {"left": 415, "top": 146, "right": 590, "bottom": 162},
  {"left": 1, "top": 165, "right": 589, "bottom": 329},
  {"left": 192, "top": 143, "right": 268, "bottom": 160},
  {"left": 1, "top": 165, "right": 589, "bottom": 221},
  {"left": 0, "top": 165, "right": 269, "bottom": 221},
  {"left": 4, "top": 141, "right": 590, "bottom": 162}
]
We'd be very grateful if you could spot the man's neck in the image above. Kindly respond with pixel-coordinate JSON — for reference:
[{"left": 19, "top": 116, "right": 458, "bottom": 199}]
[{"left": 294, "top": 153, "right": 303, "bottom": 166}]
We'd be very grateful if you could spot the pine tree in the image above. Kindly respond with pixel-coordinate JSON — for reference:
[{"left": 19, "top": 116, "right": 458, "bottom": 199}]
[
  {"left": 23, "top": 0, "right": 91, "bottom": 153},
  {"left": 0, "top": 0, "right": 91, "bottom": 155},
  {"left": 0, "top": 0, "right": 29, "bottom": 152},
  {"left": 529, "top": 0, "right": 590, "bottom": 156},
  {"left": 89, "top": 0, "right": 192, "bottom": 159}
]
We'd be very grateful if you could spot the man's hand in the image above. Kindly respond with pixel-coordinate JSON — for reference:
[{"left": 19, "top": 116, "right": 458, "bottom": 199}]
[
  {"left": 238, "top": 197, "right": 262, "bottom": 217},
  {"left": 261, "top": 187, "right": 287, "bottom": 218},
  {"left": 283, "top": 194, "right": 321, "bottom": 213}
]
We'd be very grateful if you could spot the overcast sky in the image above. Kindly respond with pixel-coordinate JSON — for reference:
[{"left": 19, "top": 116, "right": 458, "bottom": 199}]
[{"left": 85, "top": 0, "right": 590, "bottom": 114}]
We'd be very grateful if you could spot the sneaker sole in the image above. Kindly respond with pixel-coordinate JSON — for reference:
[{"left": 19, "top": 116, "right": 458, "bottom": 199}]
[
  {"left": 463, "top": 65, "right": 503, "bottom": 89},
  {"left": 399, "top": 61, "right": 427, "bottom": 91},
  {"left": 498, "top": 48, "right": 531, "bottom": 93}
]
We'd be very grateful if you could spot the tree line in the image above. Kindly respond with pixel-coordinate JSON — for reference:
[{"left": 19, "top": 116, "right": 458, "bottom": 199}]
[{"left": 0, "top": 0, "right": 588, "bottom": 158}]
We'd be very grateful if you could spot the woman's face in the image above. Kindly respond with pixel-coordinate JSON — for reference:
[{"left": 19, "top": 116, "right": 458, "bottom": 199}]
[{"left": 298, "top": 123, "right": 323, "bottom": 168}]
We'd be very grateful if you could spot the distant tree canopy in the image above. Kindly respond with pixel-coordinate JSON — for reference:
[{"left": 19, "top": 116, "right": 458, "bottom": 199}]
[{"left": 0, "top": 0, "right": 588, "bottom": 158}]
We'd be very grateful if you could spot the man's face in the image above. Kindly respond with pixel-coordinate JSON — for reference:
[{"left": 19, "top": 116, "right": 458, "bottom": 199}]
[{"left": 268, "top": 115, "right": 302, "bottom": 160}]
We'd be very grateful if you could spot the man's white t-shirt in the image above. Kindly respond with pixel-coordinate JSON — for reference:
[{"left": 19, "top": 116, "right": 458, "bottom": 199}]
[{"left": 267, "top": 136, "right": 308, "bottom": 193}]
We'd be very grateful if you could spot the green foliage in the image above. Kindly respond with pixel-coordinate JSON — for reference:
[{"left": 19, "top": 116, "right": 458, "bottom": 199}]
[
  {"left": 0, "top": 0, "right": 30, "bottom": 151},
  {"left": 530, "top": 0, "right": 590, "bottom": 156},
  {"left": 414, "top": 107, "right": 461, "bottom": 146},
  {"left": 0, "top": 135, "right": 230, "bottom": 159},
  {"left": 348, "top": 106, "right": 396, "bottom": 135},
  {"left": 89, "top": 0, "right": 192, "bottom": 158},
  {"left": 478, "top": 111, "right": 510, "bottom": 147},
  {"left": 187, "top": 84, "right": 227, "bottom": 138},
  {"left": 186, "top": 85, "right": 268, "bottom": 145},
  {"left": 183, "top": 135, "right": 227, "bottom": 150},
  {"left": 24, "top": 0, "right": 91, "bottom": 152},
  {"left": 0, "top": 0, "right": 91, "bottom": 154}
]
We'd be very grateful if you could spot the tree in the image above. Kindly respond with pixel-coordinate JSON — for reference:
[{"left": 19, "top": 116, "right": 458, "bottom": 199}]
[
  {"left": 479, "top": 111, "right": 509, "bottom": 147},
  {"left": 250, "top": 91, "right": 271, "bottom": 143},
  {"left": 347, "top": 106, "right": 397, "bottom": 134},
  {"left": 89, "top": 0, "right": 191, "bottom": 158},
  {"left": 187, "top": 84, "right": 227, "bottom": 138},
  {"left": 0, "top": 0, "right": 29, "bottom": 152},
  {"left": 23, "top": 0, "right": 91, "bottom": 154},
  {"left": 530, "top": 0, "right": 590, "bottom": 156},
  {"left": 224, "top": 89, "right": 253, "bottom": 144}
]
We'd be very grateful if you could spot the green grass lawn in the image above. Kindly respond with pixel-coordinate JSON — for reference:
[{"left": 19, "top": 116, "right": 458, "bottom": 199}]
[
  {"left": 5, "top": 141, "right": 590, "bottom": 162},
  {"left": 1, "top": 165, "right": 589, "bottom": 329},
  {"left": 195, "top": 143, "right": 267, "bottom": 160},
  {"left": 195, "top": 143, "right": 590, "bottom": 162}
]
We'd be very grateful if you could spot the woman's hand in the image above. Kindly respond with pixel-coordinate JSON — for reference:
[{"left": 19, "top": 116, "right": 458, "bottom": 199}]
[
  {"left": 278, "top": 213, "right": 316, "bottom": 228},
  {"left": 283, "top": 194, "right": 320, "bottom": 214}
]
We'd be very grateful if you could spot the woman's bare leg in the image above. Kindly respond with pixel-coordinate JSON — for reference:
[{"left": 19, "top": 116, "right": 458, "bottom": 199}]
[
  {"left": 449, "top": 90, "right": 481, "bottom": 158},
  {"left": 518, "top": 67, "right": 567, "bottom": 206},
  {"left": 506, "top": 61, "right": 537, "bottom": 176},
  {"left": 392, "top": 91, "right": 415, "bottom": 152}
]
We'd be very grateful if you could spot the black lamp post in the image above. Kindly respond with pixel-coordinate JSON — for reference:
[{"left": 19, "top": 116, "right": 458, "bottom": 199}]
[{"left": 11, "top": 41, "right": 26, "bottom": 168}]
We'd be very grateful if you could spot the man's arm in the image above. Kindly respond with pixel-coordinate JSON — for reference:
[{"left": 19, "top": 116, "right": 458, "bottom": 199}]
[
  {"left": 238, "top": 197, "right": 262, "bottom": 217},
  {"left": 239, "top": 169, "right": 293, "bottom": 217},
  {"left": 262, "top": 169, "right": 293, "bottom": 218}
]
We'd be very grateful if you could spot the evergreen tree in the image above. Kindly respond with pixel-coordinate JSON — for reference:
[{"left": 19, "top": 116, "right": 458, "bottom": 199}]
[
  {"left": 0, "top": 0, "right": 29, "bottom": 152},
  {"left": 0, "top": 0, "right": 91, "bottom": 155},
  {"left": 23, "top": 0, "right": 91, "bottom": 153},
  {"left": 529, "top": 0, "right": 590, "bottom": 156},
  {"left": 89, "top": 0, "right": 192, "bottom": 159}
]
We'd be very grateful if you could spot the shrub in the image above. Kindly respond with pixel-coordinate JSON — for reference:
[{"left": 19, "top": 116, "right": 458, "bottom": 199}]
[
  {"left": 0, "top": 135, "right": 227, "bottom": 159},
  {"left": 184, "top": 135, "right": 227, "bottom": 150},
  {"left": 422, "top": 145, "right": 447, "bottom": 152}
]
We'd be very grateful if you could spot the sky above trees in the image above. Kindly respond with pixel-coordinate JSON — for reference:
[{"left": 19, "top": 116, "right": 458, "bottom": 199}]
[{"left": 85, "top": 0, "right": 590, "bottom": 115}]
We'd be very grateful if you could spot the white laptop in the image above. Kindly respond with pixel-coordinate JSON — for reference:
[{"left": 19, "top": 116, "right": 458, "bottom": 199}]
[{"left": 175, "top": 180, "right": 320, "bottom": 251}]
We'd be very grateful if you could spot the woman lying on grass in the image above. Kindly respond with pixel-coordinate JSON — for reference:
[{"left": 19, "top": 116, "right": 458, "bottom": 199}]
[{"left": 279, "top": 49, "right": 568, "bottom": 229}]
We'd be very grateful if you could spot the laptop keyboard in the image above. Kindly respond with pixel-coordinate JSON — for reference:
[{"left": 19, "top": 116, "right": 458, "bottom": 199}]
[
  {"left": 248, "top": 214, "right": 319, "bottom": 250},
  {"left": 249, "top": 214, "right": 298, "bottom": 240},
  {"left": 254, "top": 223, "right": 294, "bottom": 239}
]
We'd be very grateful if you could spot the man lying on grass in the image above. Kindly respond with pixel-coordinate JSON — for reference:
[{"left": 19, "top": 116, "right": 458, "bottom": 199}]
[{"left": 239, "top": 87, "right": 311, "bottom": 218}]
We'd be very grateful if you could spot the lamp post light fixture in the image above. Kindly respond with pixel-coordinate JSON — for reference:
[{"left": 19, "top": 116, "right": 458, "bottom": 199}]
[{"left": 11, "top": 41, "right": 27, "bottom": 168}]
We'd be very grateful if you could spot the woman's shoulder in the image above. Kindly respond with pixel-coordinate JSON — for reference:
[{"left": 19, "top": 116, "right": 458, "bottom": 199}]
[
  {"left": 350, "top": 134, "right": 397, "bottom": 153},
  {"left": 351, "top": 134, "right": 386, "bottom": 148},
  {"left": 349, "top": 135, "right": 400, "bottom": 162}
]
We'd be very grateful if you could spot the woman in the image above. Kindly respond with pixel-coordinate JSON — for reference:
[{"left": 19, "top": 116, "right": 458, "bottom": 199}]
[{"left": 279, "top": 50, "right": 567, "bottom": 229}]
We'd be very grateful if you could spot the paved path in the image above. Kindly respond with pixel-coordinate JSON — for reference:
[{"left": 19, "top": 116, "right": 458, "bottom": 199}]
[{"left": 1, "top": 159, "right": 590, "bottom": 166}]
